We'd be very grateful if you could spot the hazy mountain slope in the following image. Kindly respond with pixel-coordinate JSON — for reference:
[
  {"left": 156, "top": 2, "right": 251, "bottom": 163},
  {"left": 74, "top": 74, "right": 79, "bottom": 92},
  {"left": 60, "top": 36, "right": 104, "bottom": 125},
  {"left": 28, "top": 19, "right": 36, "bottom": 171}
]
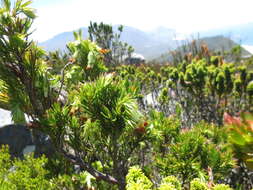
[
  {"left": 197, "top": 36, "right": 250, "bottom": 54},
  {"left": 198, "top": 22, "right": 253, "bottom": 45},
  {"left": 39, "top": 25, "right": 178, "bottom": 59},
  {"left": 39, "top": 28, "right": 89, "bottom": 51},
  {"left": 39, "top": 22, "right": 253, "bottom": 60},
  {"left": 113, "top": 26, "right": 175, "bottom": 58},
  {"left": 153, "top": 35, "right": 251, "bottom": 63}
]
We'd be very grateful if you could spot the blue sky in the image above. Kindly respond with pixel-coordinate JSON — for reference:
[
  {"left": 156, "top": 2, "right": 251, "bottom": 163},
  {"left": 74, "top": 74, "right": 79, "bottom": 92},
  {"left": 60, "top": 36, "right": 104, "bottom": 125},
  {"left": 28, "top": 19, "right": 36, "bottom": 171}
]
[{"left": 31, "top": 0, "right": 253, "bottom": 42}]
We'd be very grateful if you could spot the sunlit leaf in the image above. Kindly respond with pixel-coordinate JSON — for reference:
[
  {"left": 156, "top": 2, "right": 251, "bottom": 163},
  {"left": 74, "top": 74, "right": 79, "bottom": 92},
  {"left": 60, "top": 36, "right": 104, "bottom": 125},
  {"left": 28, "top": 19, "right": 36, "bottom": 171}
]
[
  {"left": 21, "top": 0, "right": 32, "bottom": 8},
  {"left": 22, "top": 7, "right": 36, "bottom": 19}
]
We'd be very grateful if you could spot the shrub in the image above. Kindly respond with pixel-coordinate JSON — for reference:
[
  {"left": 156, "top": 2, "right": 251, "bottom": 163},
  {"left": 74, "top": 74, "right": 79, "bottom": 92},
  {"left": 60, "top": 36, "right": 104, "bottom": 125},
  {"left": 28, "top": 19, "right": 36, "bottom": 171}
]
[
  {"left": 161, "top": 176, "right": 181, "bottom": 190},
  {"left": 126, "top": 166, "right": 153, "bottom": 190},
  {"left": 156, "top": 123, "right": 233, "bottom": 185},
  {"left": 190, "top": 179, "right": 208, "bottom": 190},
  {"left": 213, "top": 184, "right": 232, "bottom": 190},
  {"left": 0, "top": 146, "right": 53, "bottom": 190}
]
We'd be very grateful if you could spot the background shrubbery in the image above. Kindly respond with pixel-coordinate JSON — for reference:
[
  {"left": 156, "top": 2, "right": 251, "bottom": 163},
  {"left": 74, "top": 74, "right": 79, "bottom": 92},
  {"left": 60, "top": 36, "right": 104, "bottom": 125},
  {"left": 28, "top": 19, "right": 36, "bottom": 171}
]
[{"left": 0, "top": 0, "right": 253, "bottom": 189}]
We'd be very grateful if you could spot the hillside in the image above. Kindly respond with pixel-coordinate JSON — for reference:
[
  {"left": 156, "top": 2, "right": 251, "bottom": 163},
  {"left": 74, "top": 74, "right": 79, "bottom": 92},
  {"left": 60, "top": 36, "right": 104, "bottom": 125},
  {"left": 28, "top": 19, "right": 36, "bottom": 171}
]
[
  {"left": 196, "top": 36, "right": 250, "bottom": 54},
  {"left": 39, "top": 22, "right": 253, "bottom": 60},
  {"left": 39, "top": 28, "right": 89, "bottom": 52},
  {"left": 198, "top": 22, "right": 253, "bottom": 46},
  {"left": 39, "top": 25, "right": 178, "bottom": 59},
  {"left": 153, "top": 35, "right": 251, "bottom": 63}
]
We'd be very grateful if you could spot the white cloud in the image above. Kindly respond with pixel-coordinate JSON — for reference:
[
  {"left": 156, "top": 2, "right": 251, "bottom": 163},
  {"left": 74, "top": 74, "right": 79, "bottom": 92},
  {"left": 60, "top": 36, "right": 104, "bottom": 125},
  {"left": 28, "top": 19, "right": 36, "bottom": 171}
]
[
  {"left": 31, "top": 0, "right": 253, "bottom": 42},
  {"left": 242, "top": 45, "right": 253, "bottom": 54}
]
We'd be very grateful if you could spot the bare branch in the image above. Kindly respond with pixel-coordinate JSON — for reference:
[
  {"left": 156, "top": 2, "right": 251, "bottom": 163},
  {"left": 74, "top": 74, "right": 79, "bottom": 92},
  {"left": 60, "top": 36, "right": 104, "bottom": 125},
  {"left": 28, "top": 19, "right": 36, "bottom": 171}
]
[{"left": 60, "top": 149, "right": 119, "bottom": 185}]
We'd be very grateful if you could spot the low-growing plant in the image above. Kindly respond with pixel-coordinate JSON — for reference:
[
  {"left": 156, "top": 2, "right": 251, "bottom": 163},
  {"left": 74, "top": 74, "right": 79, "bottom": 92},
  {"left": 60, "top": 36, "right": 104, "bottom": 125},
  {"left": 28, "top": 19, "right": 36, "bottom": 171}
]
[
  {"left": 126, "top": 166, "right": 153, "bottom": 190},
  {"left": 0, "top": 146, "right": 53, "bottom": 190},
  {"left": 156, "top": 122, "right": 234, "bottom": 186},
  {"left": 213, "top": 184, "right": 233, "bottom": 190},
  {"left": 126, "top": 167, "right": 233, "bottom": 190},
  {"left": 224, "top": 112, "right": 253, "bottom": 169},
  {"left": 190, "top": 179, "right": 208, "bottom": 190}
]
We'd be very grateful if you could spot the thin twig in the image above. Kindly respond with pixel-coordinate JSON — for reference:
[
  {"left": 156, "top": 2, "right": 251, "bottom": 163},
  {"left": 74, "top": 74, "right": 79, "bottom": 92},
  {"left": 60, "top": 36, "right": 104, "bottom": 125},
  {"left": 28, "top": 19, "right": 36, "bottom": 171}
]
[{"left": 57, "top": 61, "right": 73, "bottom": 100}]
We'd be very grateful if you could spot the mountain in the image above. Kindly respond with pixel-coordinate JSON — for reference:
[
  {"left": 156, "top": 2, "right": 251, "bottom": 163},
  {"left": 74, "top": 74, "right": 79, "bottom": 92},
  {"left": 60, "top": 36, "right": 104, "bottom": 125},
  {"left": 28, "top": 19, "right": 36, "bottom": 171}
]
[
  {"left": 153, "top": 35, "right": 251, "bottom": 63},
  {"left": 39, "top": 28, "right": 89, "bottom": 52},
  {"left": 39, "top": 22, "right": 253, "bottom": 60},
  {"left": 197, "top": 22, "right": 253, "bottom": 46},
  {"left": 196, "top": 36, "right": 250, "bottom": 54},
  {"left": 120, "top": 26, "right": 177, "bottom": 59},
  {"left": 39, "top": 26, "right": 178, "bottom": 59}
]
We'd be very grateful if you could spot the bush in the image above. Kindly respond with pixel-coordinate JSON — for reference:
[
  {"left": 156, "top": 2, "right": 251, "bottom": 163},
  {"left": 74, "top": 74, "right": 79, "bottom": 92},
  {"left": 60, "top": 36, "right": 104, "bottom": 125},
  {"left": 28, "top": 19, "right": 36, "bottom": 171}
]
[
  {"left": 190, "top": 179, "right": 208, "bottom": 190},
  {"left": 213, "top": 184, "right": 232, "bottom": 190},
  {"left": 161, "top": 176, "right": 181, "bottom": 190},
  {"left": 156, "top": 123, "right": 233, "bottom": 185},
  {"left": 126, "top": 166, "right": 153, "bottom": 190},
  {"left": 0, "top": 146, "right": 53, "bottom": 190},
  {"left": 159, "top": 183, "right": 178, "bottom": 190}
]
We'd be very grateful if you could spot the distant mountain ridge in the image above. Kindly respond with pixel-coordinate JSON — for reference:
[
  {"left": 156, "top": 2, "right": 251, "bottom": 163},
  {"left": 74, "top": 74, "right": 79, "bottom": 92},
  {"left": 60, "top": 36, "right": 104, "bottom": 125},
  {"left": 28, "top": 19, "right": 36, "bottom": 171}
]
[
  {"left": 196, "top": 35, "right": 250, "bottom": 54},
  {"left": 39, "top": 25, "right": 179, "bottom": 59},
  {"left": 153, "top": 36, "right": 251, "bottom": 63},
  {"left": 39, "top": 23, "right": 253, "bottom": 60},
  {"left": 197, "top": 22, "right": 253, "bottom": 46},
  {"left": 39, "top": 28, "right": 88, "bottom": 52}
]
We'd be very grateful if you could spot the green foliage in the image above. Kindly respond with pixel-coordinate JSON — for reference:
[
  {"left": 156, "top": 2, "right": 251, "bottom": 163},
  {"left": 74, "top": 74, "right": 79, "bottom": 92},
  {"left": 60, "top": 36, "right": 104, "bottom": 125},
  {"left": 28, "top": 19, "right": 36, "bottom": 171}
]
[
  {"left": 230, "top": 45, "right": 242, "bottom": 62},
  {"left": 0, "top": 146, "right": 52, "bottom": 190},
  {"left": 190, "top": 179, "right": 208, "bottom": 190},
  {"left": 67, "top": 31, "right": 107, "bottom": 82},
  {"left": 158, "top": 183, "right": 177, "bottom": 190},
  {"left": 0, "top": 145, "right": 12, "bottom": 177},
  {"left": 0, "top": 0, "right": 251, "bottom": 189},
  {"left": 158, "top": 54, "right": 253, "bottom": 127},
  {"left": 247, "top": 81, "right": 253, "bottom": 96},
  {"left": 44, "top": 74, "right": 146, "bottom": 188},
  {"left": 210, "top": 56, "right": 219, "bottom": 66},
  {"left": 0, "top": 146, "right": 108, "bottom": 190},
  {"left": 78, "top": 74, "right": 142, "bottom": 133},
  {"left": 160, "top": 176, "right": 181, "bottom": 190},
  {"left": 213, "top": 184, "right": 233, "bottom": 190},
  {"left": 224, "top": 112, "right": 253, "bottom": 170},
  {"left": 184, "top": 59, "right": 207, "bottom": 92},
  {"left": 46, "top": 50, "right": 69, "bottom": 75},
  {"left": 156, "top": 123, "right": 233, "bottom": 185},
  {"left": 0, "top": 146, "right": 235, "bottom": 190},
  {"left": 158, "top": 87, "right": 169, "bottom": 104},
  {"left": 6, "top": 155, "right": 51, "bottom": 189},
  {"left": 126, "top": 166, "right": 153, "bottom": 190},
  {"left": 0, "top": 0, "right": 55, "bottom": 120},
  {"left": 148, "top": 110, "right": 180, "bottom": 151},
  {"left": 88, "top": 22, "right": 134, "bottom": 66},
  {"left": 234, "top": 78, "right": 242, "bottom": 95},
  {"left": 126, "top": 167, "right": 232, "bottom": 190},
  {"left": 51, "top": 172, "right": 96, "bottom": 190},
  {"left": 88, "top": 22, "right": 114, "bottom": 49}
]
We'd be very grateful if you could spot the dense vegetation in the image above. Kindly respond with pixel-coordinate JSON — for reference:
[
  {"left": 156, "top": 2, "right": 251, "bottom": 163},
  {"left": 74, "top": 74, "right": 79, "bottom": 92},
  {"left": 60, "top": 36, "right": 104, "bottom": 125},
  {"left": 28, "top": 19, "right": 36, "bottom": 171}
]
[{"left": 0, "top": 0, "right": 253, "bottom": 189}]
